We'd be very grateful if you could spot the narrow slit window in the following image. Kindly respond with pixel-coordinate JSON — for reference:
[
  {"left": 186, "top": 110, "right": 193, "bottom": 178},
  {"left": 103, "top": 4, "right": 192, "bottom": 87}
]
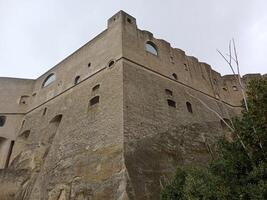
[
  {"left": 0, "top": 116, "right": 6, "bottom": 127},
  {"left": 90, "top": 96, "right": 100, "bottom": 106},
  {"left": 74, "top": 76, "right": 80, "bottom": 85},
  {"left": 167, "top": 99, "right": 176, "bottom": 108},
  {"left": 186, "top": 102, "right": 193, "bottom": 113},
  {"left": 21, "top": 120, "right": 25, "bottom": 129},
  {"left": 43, "top": 108, "right": 47, "bottom": 116}
]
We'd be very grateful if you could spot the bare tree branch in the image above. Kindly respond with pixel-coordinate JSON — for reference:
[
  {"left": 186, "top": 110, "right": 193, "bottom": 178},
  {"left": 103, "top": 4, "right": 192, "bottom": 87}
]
[{"left": 217, "top": 49, "right": 240, "bottom": 84}]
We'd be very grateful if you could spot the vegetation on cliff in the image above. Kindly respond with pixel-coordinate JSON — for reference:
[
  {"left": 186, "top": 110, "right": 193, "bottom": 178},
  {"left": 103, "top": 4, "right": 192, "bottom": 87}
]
[{"left": 161, "top": 78, "right": 267, "bottom": 200}]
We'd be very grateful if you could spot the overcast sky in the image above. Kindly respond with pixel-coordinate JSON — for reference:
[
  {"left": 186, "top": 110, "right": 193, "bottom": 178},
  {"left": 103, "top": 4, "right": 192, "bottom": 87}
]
[{"left": 0, "top": 0, "right": 266, "bottom": 79}]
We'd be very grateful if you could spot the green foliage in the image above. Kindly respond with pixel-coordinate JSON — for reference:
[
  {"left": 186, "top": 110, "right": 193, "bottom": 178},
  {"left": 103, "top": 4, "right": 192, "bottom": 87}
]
[{"left": 161, "top": 78, "right": 267, "bottom": 200}]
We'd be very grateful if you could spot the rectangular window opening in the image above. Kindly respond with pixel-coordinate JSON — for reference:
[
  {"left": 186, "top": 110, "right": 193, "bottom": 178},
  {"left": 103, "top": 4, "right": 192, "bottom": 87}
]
[{"left": 167, "top": 99, "right": 176, "bottom": 108}]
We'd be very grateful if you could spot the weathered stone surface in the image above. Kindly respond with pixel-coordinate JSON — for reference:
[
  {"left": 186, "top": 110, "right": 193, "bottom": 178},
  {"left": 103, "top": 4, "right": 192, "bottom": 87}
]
[{"left": 0, "top": 10, "right": 261, "bottom": 200}]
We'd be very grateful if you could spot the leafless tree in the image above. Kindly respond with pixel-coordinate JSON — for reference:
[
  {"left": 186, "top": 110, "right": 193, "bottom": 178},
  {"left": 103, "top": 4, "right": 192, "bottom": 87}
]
[{"left": 217, "top": 39, "right": 248, "bottom": 111}]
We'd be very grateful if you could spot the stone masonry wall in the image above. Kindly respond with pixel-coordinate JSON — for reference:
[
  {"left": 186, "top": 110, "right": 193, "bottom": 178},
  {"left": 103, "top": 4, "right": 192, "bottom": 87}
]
[
  {"left": 0, "top": 10, "right": 262, "bottom": 200},
  {"left": 123, "top": 61, "right": 240, "bottom": 199}
]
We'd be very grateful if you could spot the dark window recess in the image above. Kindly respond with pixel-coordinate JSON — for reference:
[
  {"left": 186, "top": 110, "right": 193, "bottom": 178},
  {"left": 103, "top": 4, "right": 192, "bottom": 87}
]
[
  {"left": 43, "top": 108, "right": 47, "bottom": 116},
  {"left": 90, "top": 96, "right": 100, "bottom": 106},
  {"left": 0, "top": 116, "right": 6, "bottom": 127},
  {"left": 92, "top": 84, "right": 100, "bottom": 91},
  {"left": 50, "top": 114, "right": 63, "bottom": 123},
  {"left": 127, "top": 18, "right": 132, "bottom": 24},
  {"left": 74, "top": 76, "right": 80, "bottom": 85},
  {"left": 108, "top": 60, "right": 115, "bottom": 67},
  {"left": 88, "top": 62, "right": 91, "bottom": 67},
  {"left": 5, "top": 140, "right": 14, "bottom": 168},
  {"left": 172, "top": 73, "right": 178, "bottom": 80},
  {"left": 167, "top": 99, "right": 176, "bottom": 108},
  {"left": 165, "top": 89, "right": 173, "bottom": 96},
  {"left": 186, "top": 102, "right": 193, "bottom": 113}
]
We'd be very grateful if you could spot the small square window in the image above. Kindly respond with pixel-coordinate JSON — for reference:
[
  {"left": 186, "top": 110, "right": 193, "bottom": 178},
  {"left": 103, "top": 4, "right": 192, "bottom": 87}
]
[
  {"left": 167, "top": 99, "right": 176, "bottom": 108},
  {"left": 90, "top": 96, "right": 100, "bottom": 106}
]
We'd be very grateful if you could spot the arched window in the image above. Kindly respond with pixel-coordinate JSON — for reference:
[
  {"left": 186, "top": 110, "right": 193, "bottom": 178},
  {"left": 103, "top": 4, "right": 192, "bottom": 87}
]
[
  {"left": 42, "top": 73, "right": 56, "bottom": 88},
  {"left": 145, "top": 41, "right": 158, "bottom": 56},
  {"left": 186, "top": 102, "right": 193, "bottom": 113},
  {"left": 0, "top": 116, "right": 6, "bottom": 127},
  {"left": 74, "top": 76, "right": 80, "bottom": 85}
]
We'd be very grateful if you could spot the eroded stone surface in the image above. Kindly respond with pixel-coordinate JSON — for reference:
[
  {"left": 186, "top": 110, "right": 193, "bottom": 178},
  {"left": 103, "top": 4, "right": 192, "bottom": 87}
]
[{"left": 0, "top": 10, "right": 260, "bottom": 200}]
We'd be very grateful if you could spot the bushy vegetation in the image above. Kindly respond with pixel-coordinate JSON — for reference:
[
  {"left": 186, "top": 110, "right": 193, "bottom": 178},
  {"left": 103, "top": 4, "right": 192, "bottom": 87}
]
[{"left": 161, "top": 78, "right": 267, "bottom": 200}]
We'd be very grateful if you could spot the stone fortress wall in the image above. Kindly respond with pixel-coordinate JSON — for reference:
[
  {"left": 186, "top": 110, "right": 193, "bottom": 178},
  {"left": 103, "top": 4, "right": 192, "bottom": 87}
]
[{"left": 0, "top": 11, "right": 263, "bottom": 200}]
